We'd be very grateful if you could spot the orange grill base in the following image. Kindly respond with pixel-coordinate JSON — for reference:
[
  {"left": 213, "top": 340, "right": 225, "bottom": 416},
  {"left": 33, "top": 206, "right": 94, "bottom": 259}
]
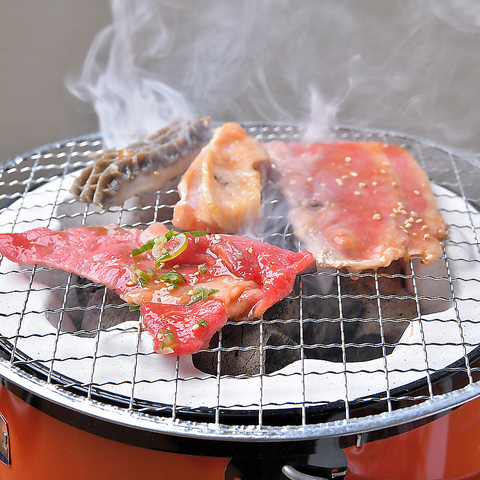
[
  {"left": 0, "top": 385, "right": 228, "bottom": 480},
  {"left": 344, "top": 396, "right": 480, "bottom": 480}
]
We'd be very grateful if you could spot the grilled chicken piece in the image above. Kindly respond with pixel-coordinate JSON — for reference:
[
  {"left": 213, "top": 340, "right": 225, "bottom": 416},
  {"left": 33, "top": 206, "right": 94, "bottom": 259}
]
[
  {"left": 265, "top": 141, "right": 448, "bottom": 273},
  {"left": 71, "top": 115, "right": 211, "bottom": 209},
  {"left": 172, "top": 122, "right": 270, "bottom": 233}
]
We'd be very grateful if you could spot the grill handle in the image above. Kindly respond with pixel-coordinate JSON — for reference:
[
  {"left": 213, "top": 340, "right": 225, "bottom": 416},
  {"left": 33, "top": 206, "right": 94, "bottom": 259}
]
[
  {"left": 225, "top": 458, "right": 347, "bottom": 480},
  {"left": 282, "top": 464, "right": 346, "bottom": 480}
]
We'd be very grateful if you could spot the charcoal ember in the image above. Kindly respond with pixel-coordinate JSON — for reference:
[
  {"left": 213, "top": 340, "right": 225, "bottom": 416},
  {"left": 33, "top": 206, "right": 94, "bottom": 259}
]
[
  {"left": 56, "top": 275, "right": 102, "bottom": 329},
  {"left": 266, "top": 261, "right": 415, "bottom": 363},
  {"left": 71, "top": 115, "right": 211, "bottom": 209},
  {"left": 192, "top": 322, "right": 301, "bottom": 376},
  {"left": 66, "top": 276, "right": 128, "bottom": 332},
  {"left": 72, "top": 275, "right": 101, "bottom": 305},
  {"left": 340, "top": 260, "right": 416, "bottom": 320},
  {"left": 80, "top": 289, "right": 138, "bottom": 333},
  {"left": 303, "top": 262, "right": 414, "bottom": 362}
]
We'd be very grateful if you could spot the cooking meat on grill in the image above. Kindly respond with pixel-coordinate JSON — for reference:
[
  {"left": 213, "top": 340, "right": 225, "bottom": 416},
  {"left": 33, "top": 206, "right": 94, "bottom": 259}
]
[
  {"left": 172, "top": 122, "right": 269, "bottom": 233},
  {"left": 264, "top": 141, "right": 448, "bottom": 273},
  {"left": 141, "top": 301, "right": 227, "bottom": 355},
  {"left": 71, "top": 115, "right": 211, "bottom": 209},
  {"left": 0, "top": 223, "right": 314, "bottom": 355}
]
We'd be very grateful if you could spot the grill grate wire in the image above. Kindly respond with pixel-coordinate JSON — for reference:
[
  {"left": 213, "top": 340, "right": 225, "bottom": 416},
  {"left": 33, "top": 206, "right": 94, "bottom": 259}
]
[{"left": 0, "top": 125, "right": 479, "bottom": 441}]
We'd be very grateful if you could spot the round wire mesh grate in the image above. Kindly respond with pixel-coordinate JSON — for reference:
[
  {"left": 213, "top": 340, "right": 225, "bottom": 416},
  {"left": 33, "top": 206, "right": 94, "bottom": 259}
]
[{"left": 0, "top": 124, "right": 480, "bottom": 442}]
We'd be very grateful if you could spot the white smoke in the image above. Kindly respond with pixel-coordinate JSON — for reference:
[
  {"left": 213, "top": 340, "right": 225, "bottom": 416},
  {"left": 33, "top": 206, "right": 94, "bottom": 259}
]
[{"left": 68, "top": 0, "right": 480, "bottom": 152}]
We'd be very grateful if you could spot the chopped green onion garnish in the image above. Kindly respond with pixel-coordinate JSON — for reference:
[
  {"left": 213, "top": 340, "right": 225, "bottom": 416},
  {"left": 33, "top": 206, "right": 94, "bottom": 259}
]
[
  {"left": 158, "top": 271, "right": 186, "bottom": 288},
  {"left": 198, "top": 264, "right": 208, "bottom": 274},
  {"left": 132, "top": 239, "right": 156, "bottom": 257},
  {"left": 189, "top": 231, "right": 208, "bottom": 237},
  {"left": 164, "top": 229, "right": 175, "bottom": 241},
  {"left": 197, "top": 318, "right": 208, "bottom": 328},
  {"left": 132, "top": 232, "right": 170, "bottom": 258},
  {"left": 130, "top": 265, "right": 152, "bottom": 281},
  {"left": 129, "top": 305, "right": 140, "bottom": 311},
  {"left": 160, "top": 329, "right": 176, "bottom": 350},
  {"left": 187, "top": 287, "right": 219, "bottom": 306}
]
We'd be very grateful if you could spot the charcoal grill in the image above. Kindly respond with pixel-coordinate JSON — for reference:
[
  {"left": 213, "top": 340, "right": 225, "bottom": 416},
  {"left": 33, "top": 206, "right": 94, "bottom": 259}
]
[{"left": 1, "top": 124, "right": 480, "bottom": 479}]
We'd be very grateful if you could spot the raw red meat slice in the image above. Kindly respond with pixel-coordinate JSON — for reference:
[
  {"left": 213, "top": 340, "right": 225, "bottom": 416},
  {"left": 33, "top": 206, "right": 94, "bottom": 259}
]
[
  {"left": 0, "top": 223, "right": 314, "bottom": 355},
  {"left": 265, "top": 141, "right": 448, "bottom": 273},
  {"left": 141, "top": 300, "right": 227, "bottom": 356},
  {"left": 0, "top": 224, "right": 147, "bottom": 293}
]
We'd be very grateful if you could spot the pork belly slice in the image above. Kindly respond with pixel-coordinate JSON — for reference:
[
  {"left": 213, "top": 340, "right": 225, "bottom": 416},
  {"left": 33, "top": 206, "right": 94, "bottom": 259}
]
[
  {"left": 172, "top": 122, "right": 270, "bottom": 234},
  {"left": 264, "top": 141, "right": 448, "bottom": 273},
  {"left": 71, "top": 115, "right": 211, "bottom": 209},
  {"left": 0, "top": 223, "right": 314, "bottom": 355}
]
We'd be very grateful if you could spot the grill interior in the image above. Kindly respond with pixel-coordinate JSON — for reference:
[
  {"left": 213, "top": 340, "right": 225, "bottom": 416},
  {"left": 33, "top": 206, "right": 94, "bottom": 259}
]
[{"left": 1, "top": 124, "right": 480, "bottom": 440}]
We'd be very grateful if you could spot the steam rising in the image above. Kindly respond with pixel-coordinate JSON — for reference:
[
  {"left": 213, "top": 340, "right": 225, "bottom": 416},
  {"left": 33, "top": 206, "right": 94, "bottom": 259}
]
[{"left": 68, "top": 0, "right": 480, "bottom": 152}]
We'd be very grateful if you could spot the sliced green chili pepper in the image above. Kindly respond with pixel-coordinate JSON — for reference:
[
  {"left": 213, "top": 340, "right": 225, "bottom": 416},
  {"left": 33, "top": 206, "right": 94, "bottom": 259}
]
[{"left": 157, "top": 233, "right": 188, "bottom": 262}]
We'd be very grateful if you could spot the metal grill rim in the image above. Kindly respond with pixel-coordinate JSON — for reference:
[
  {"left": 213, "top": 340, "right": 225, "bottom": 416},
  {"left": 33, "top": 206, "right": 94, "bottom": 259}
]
[{"left": 0, "top": 124, "right": 479, "bottom": 441}]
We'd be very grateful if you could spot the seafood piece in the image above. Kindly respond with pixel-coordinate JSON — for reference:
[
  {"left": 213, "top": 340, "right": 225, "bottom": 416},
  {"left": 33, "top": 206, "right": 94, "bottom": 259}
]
[
  {"left": 71, "top": 116, "right": 211, "bottom": 209},
  {"left": 0, "top": 223, "right": 314, "bottom": 355},
  {"left": 265, "top": 141, "right": 448, "bottom": 273},
  {"left": 172, "top": 122, "right": 270, "bottom": 233}
]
